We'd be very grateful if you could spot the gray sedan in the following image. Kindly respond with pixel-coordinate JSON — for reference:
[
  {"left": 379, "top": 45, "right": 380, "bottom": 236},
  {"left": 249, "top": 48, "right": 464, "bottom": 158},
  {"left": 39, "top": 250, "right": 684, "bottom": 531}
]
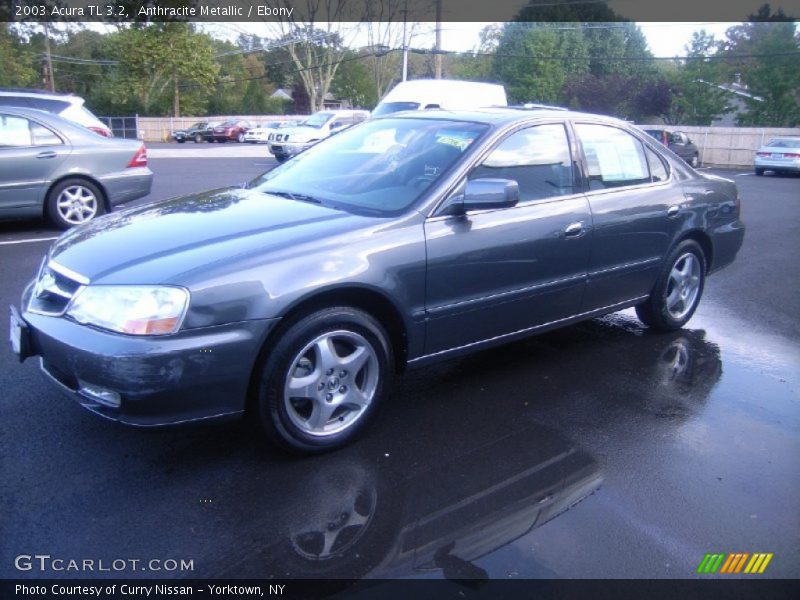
[
  {"left": 10, "top": 108, "right": 744, "bottom": 453},
  {"left": 0, "top": 107, "right": 152, "bottom": 229}
]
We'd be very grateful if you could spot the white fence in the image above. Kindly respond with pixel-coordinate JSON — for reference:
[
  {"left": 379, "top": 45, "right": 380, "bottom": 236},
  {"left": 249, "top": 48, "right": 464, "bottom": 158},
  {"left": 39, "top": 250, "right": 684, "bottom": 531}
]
[{"left": 636, "top": 125, "right": 800, "bottom": 168}]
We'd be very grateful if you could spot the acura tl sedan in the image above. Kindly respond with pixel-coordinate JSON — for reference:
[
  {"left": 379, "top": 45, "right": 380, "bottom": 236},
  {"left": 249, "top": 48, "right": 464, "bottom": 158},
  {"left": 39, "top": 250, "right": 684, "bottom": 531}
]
[
  {"left": 0, "top": 107, "right": 152, "bottom": 229},
  {"left": 9, "top": 108, "right": 744, "bottom": 453}
]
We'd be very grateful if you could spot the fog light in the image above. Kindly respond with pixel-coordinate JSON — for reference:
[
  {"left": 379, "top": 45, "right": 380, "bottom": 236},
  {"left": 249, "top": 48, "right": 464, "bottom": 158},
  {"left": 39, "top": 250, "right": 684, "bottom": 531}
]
[{"left": 77, "top": 380, "right": 121, "bottom": 408}]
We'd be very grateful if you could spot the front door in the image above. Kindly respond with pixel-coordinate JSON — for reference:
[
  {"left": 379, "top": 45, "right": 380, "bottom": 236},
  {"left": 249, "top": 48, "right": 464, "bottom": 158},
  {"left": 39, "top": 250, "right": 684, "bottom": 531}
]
[{"left": 424, "top": 123, "right": 591, "bottom": 355}]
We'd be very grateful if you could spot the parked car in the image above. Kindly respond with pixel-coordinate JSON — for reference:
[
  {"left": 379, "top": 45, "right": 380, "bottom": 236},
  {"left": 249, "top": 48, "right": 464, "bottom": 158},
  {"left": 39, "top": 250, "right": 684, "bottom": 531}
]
[
  {"left": 211, "top": 119, "right": 252, "bottom": 143},
  {"left": 244, "top": 121, "right": 294, "bottom": 144},
  {"left": 0, "top": 88, "right": 112, "bottom": 137},
  {"left": 754, "top": 136, "right": 800, "bottom": 176},
  {"left": 0, "top": 107, "right": 152, "bottom": 229},
  {"left": 10, "top": 108, "right": 744, "bottom": 453},
  {"left": 642, "top": 129, "right": 700, "bottom": 168},
  {"left": 372, "top": 79, "right": 508, "bottom": 117},
  {"left": 172, "top": 121, "right": 219, "bottom": 143},
  {"left": 267, "top": 110, "right": 369, "bottom": 162}
]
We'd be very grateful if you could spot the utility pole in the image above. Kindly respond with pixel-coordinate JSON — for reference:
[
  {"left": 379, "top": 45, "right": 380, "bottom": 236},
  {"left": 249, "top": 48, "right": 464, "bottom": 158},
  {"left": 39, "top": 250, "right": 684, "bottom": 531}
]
[
  {"left": 434, "top": 0, "right": 442, "bottom": 79},
  {"left": 401, "top": 0, "right": 408, "bottom": 82},
  {"left": 43, "top": 22, "right": 55, "bottom": 92}
]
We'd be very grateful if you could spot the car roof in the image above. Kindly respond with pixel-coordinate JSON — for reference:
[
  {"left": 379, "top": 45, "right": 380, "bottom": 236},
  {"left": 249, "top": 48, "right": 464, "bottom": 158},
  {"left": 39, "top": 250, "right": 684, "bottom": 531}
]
[
  {"left": 0, "top": 88, "right": 82, "bottom": 102},
  {"left": 0, "top": 105, "right": 96, "bottom": 138},
  {"left": 380, "top": 107, "right": 632, "bottom": 128}
]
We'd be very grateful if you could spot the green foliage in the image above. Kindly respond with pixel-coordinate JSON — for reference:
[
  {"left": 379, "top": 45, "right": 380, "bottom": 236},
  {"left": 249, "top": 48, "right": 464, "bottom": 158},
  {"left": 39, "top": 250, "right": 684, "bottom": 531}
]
[
  {"left": 0, "top": 24, "right": 38, "bottom": 88},
  {"left": 331, "top": 53, "right": 379, "bottom": 109},
  {"left": 494, "top": 23, "right": 588, "bottom": 104}
]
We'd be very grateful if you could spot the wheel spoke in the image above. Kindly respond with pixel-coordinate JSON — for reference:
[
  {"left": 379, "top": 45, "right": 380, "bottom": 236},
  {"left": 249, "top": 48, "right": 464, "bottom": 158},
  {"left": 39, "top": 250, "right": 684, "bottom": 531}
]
[
  {"left": 340, "top": 345, "right": 369, "bottom": 374},
  {"left": 314, "top": 337, "right": 340, "bottom": 371},
  {"left": 666, "top": 286, "right": 681, "bottom": 310},
  {"left": 306, "top": 401, "right": 336, "bottom": 431},
  {"left": 345, "top": 388, "right": 370, "bottom": 409},
  {"left": 347, "top": 510, "right": 369, "bottom": 528},
  {"left": 287, "top": 371, "right": 319, "bottom": 398}
]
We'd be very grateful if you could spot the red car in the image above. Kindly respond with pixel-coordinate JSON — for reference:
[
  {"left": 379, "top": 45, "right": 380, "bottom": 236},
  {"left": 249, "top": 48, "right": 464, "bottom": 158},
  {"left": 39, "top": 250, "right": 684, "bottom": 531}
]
[{"left": 211, "top": 119, "right": 252, "bottom": 143}]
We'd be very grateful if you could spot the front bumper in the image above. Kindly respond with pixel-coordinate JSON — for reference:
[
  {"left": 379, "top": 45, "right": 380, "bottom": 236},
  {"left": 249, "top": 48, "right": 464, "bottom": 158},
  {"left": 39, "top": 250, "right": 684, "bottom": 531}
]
[
  {"left": 98, "top": 167, "right": 153, "bottom": 207},
  {"left": 267, "top": 141, "right": 311, "bottom": 157},
  {"left": 13, "top": 285, "right": 279, "bottom": 426}
]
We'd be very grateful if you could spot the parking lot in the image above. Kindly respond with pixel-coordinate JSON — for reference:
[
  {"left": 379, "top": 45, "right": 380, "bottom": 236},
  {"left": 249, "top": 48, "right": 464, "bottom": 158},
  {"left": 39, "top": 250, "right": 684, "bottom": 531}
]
[{"left": 1, "top": 148, "right": 798, "bottom": 579}]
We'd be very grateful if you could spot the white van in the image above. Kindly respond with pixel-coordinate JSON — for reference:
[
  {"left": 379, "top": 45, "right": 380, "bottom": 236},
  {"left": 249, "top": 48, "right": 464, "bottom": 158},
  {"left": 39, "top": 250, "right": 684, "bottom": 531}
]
[{"left": 372, "top": 79, "right": 507, "bottom": 117}]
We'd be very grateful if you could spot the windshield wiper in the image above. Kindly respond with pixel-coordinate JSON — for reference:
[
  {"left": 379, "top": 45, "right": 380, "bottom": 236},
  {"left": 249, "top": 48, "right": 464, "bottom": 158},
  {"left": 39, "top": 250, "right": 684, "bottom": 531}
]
[{"left": 261, "top": 189, "right": 324, "bottom": 205}]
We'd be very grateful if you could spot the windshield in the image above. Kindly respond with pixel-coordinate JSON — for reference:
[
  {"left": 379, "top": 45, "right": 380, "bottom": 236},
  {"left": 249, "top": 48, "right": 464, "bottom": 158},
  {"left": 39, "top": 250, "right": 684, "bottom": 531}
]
[
  {"left": 766, "top": 138, "right": 800, "bottom": 148},
  {"left": 300, "top": 113, "right": 334, "bottom": 128},
  {"left": 248, "top": 117, "right": 488, "bottom": 216},
  {"left": 372, "top": 102, "right": 421, "bottom": 117}
]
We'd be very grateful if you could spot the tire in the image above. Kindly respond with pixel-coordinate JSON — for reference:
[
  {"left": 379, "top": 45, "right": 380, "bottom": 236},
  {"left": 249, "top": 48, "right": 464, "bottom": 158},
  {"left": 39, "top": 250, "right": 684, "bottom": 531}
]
[
  {"left": 636, "top": 240, "right": 706, "bottom": 332},
  {"left": 237, "top": 132, "right": 245, "bottom": 143},
  {"left": 176, "top": 138, "right": 186, "bottom": 144},
  {"left": 208, "top": 138, "right": 215, "bottom": 143},
  {"left": 194, "top": 133, "right": 203, "bottom": 143},
  {"left": 755, "top": 168, "right": 765, "bottom": 176},
  {"left": 275, "top": 154, "right": 288, "bottom": 163},
  {"left": 690, "top": 154, "right": 699, "bottom": 168},
  {"left": 254, "top": 307, "right": 392, "bottom": 454},
  {"left": 46, "top": 178, "right": 105, "bottom": 230}
]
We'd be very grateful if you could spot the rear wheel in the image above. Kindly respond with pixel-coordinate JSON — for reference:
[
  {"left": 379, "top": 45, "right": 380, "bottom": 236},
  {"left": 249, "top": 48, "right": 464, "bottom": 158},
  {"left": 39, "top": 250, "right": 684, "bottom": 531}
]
[
  {"left": 755, "top": 168, "right": 765, "bottom": 176},
  {"left": 46, "top": 178, "right": 105, "bottom": 230},
  {"left": 237, "top": 132, "right": 245, "bottom": 143},
  {"left": 176, "top": 138, "right": 186, "bottom": 144},
  {"left": 255, "top": 307, "right": 392, "bottom": 454},
  {"left": 194, "top": 133, "right": 203, "bottom": 143},
  {"left": 636, "top": 240, "right": 706, "bottom": 331}
]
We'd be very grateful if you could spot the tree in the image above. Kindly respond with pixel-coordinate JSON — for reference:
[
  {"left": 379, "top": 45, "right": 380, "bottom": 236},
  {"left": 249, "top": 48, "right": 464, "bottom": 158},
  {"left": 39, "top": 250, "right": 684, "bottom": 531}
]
[
  {"left": 0, "top": 24, "right": 38, "bottom": 88},
  {"left": 493, "top": 23, "right": 588, "bottom": 104},
  {"left": 659, "top": 31, "right": 732, "bottom": 125},
  {"left": 265, "top": 1, "right": 360, "bottom": 112},
  {"left": 720, "top": 6, "right": 800, "bottom": 126},
  {"left": 108, "top": 23, "right": 218, "bottom": 116},
  {"left": 448, "top": 24, "right": 502, "bottom": 82},
  {"left": 331, "top": 52, "right": 378, "bottom": 108}
]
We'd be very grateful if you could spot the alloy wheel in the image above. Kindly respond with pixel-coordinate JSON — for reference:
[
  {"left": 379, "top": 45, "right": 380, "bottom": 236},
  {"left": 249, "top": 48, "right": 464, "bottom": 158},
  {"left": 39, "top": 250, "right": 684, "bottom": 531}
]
[
  {"left": 56, "top": 185, "right": 98, "bottom": 225},
  {"left": 665, "top": 253, "right": 701, "bottom": 320}
]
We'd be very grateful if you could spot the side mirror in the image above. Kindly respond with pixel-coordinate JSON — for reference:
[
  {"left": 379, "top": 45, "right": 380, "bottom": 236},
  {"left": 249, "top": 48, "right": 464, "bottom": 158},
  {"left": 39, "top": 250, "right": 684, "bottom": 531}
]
[{"left": 444, "top": 178, "right": 520, "bottom": 215}]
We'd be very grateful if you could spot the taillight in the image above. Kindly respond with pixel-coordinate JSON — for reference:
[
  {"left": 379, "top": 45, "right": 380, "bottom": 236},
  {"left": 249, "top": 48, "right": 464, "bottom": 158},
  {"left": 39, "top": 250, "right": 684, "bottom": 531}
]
[
  {"left": 89, "top": 126, "right": 112, "bottom": 138},
  {"left": 127, "top": 145, "right": 148, "bottom": 168},
  {"left": 785, "top": 153, "right": 800, "bottom": 158},
  {"left": 756, "top": 152, "right": 769, "bottom": 157}
]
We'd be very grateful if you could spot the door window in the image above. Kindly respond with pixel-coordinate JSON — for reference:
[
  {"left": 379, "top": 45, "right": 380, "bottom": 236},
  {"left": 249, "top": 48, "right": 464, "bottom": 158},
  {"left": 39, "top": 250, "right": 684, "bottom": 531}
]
[
  {"left": 469, "top": 123, "right": 575, "bottom": 201},
  {"left": 575, "top": 123, "right": 650, "bottom": 189},
  {"left": 0, "top": 115, "right": 33, "bottom": 147}
]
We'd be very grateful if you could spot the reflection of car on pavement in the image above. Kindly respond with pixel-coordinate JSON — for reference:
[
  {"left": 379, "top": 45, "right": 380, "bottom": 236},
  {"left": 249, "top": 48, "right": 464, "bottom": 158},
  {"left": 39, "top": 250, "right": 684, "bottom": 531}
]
[
  {"left": 0, "top": 88, "right": 112, "bottom": 137},
  {"left": 211, "top": 119, "right": 252, "bottom": 143},
  {"left": 642, "top": 128, "right": 700, "bottom": 168},
  {"left": 754, "top": 137, "right": 800, "bottom": 176},
  {"left": 243, "top": 121, "right": 293, "bottom": 144},
  {"left": 267, "top": 109, "right": 369, "bottom": 162},
  {"left": 0, "top": 107, "right": 152, "bottom": 229},
  {"left": 171, "top": 121, "right": 219, "bottom": 143},
  {"left": 11, "top": 108, "right": 743, "bottom": 453}
]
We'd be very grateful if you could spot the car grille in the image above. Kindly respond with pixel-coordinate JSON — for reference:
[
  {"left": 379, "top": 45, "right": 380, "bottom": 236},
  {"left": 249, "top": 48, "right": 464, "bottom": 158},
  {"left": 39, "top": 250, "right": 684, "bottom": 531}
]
[
  {"left": 27, "top": 261, "right": 87, "bottom": 316},
  {"left": 269, "top": 134, "right": 289, "bottom": 142}
]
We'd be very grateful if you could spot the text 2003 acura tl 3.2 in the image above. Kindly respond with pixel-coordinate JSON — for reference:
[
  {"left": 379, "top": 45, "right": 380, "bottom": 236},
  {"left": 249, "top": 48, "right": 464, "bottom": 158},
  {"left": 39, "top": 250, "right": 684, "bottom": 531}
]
[{"left": 10, "top": 109, "right": 745, "bottom": 453}]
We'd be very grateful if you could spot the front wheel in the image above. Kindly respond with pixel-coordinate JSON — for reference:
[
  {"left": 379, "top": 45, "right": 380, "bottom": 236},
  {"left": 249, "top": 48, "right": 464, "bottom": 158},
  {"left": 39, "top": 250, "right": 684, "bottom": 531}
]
[
  {"left": 254, "top": 307, "right": 392, "bottom": 454},
  {"left": 237, "top": 132, "right": 245, "bottom": 143},
  {"left": 636, "top": 240, "right": 706, "bottom": 331},
  {"left": 690, "top": 154, "right": 699, "bottom": 168},
  {"left": 755, "top": 168, "right": 765, "bottom": 176},
  {"left": 194, "top": 134, "right": 203, "bottom": 143}
]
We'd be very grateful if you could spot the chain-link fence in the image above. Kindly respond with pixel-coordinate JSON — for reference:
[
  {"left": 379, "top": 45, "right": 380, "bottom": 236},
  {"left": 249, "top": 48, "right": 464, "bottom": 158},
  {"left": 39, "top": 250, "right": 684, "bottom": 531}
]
[{"left": 98, "top": 116, "right": 140, "bottom": 140}]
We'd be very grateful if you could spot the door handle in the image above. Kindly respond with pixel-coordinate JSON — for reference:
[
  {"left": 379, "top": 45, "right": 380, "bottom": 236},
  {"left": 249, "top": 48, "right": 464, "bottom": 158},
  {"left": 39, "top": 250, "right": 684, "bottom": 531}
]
[
  {"left": 667, "top": 205, "right": 680, "bottom": 218},
  {"left": 36, "top": 151, "right": 57, "bottom": 159},
  {"left": 563, "top": 221, "right": 585, "bottom": 238}
]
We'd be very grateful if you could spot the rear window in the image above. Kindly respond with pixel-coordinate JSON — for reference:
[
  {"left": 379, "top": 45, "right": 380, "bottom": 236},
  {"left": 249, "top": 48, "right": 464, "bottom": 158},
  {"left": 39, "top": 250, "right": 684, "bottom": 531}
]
[
  {"left": 27, "top": 97, "right": 71, "bottom": 114},
  {"left": 372, "top": 102, "right": 421, "bottom": 117},
  {"left": 766, "top": 139, "right": 800, "bottom": 148}
]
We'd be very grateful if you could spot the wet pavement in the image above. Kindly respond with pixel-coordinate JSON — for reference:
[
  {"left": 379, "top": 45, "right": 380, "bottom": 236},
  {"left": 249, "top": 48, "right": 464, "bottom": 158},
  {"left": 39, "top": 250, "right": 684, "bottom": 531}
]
[{"left": 1, "top": 163, "right": 798, "bottom": 580}]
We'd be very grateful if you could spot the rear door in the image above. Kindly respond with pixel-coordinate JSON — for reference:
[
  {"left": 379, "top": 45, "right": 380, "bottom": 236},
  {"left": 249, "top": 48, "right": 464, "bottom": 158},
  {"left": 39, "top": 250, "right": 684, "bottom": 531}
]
[
  {"left": 573, "top": 122, "right": 683, "bottom": 310},
  {"left": 0, "top": 113, "right": 69, "bottom": 212},
  {"left": 424, "top": 122, "right": 591, "bottom": 354}
]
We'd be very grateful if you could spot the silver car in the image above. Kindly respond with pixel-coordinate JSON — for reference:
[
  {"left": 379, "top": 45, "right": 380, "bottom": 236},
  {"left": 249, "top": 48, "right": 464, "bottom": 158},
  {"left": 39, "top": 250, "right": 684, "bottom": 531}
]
[
  {"left": 0, "top": 107, "right": 153, "bottom": 229},
  {"left": 754, "top": 136, "right": 800, "bottom": 176}
]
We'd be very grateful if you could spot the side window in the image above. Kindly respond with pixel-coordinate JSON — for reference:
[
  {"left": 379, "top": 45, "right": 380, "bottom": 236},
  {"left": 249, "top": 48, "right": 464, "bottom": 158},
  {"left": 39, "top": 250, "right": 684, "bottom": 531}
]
[
  {"left": 27, "top": 98, "right": 70, "bottom": 114},
  {"left": 0, "top": 114, "right": 33, "bottom": 147},
  {"left": 646, "top": 146, "right": 669, "bottom": 182},
  {"left": 469, "top": 123, "right": 575, "bottom": 202},
  {"left": 575, "top": 123, "right": 650, "bottom": 190},
  {"left": 31, "top": 122, "right": 62, "bottom": 146}
]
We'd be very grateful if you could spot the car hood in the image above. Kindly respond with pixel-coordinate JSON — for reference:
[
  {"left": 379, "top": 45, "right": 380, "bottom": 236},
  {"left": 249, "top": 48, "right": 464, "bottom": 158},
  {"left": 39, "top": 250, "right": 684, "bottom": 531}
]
[{"left": 48, "top": 188, "right": 372, "bottom": 285}]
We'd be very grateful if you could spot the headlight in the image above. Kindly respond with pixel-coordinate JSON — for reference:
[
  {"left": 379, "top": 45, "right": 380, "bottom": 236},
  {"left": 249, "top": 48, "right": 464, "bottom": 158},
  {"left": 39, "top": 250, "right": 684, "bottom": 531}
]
[{"left": 66, "top": 286, "right": 189, "bottom": 335}]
